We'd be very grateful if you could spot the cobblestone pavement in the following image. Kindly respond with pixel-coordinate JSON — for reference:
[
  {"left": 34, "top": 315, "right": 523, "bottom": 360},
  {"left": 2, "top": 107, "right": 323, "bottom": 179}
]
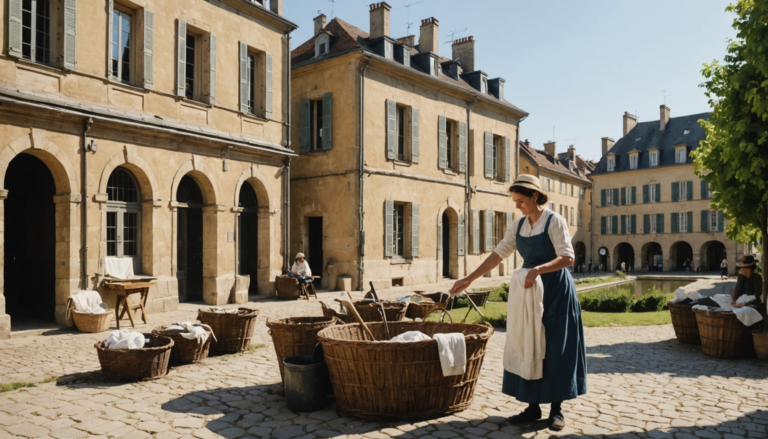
[{"left": 0, "top": 280, "right": 766, "bottom": 438}]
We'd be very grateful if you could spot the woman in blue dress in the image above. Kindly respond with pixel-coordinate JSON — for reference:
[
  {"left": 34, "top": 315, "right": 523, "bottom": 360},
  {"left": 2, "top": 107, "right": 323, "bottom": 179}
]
[{"left": 450, "top": 174, "right": 587, "bottom": 431}]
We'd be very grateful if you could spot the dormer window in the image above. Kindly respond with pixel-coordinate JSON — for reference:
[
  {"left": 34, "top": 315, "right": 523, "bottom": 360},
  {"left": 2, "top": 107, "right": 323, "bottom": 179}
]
[
  {"left": 607, "top": 155, "right": 615, "bottom": 172},
  {"left": 648, "top": 148, "right": 660, "bottom": 167},
  {"left": 315, "top": 33, "right": 330, "bottom": 58},
  {"left": 319, "top": 42, "right": 327, "bottom": 55},
  {"left": 630, "top": 154, "right": 638, "bottom": 170},
  {"left": 675, "top": 145, "right": 688, "bottom": 164},
  {"left": 481, "top": 77, "right": 488, "bottom": 93},
  {"left": 432, "top": 58, "right": 439, "bottom": 77}
]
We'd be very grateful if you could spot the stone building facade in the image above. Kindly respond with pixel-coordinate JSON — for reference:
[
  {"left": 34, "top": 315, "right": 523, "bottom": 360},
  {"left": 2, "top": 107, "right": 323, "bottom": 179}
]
[
  {"left": 289, "top": 4, "right": 528, "bottom": 291},
  {"left": 590, "top": 106, "right": 756, "bottom": 273},
  {"left": 519, "top": 141, "right": 594, "bottom": 270},
  {"left": 0, "top": 0, "right": 296, "bottom": 338}
]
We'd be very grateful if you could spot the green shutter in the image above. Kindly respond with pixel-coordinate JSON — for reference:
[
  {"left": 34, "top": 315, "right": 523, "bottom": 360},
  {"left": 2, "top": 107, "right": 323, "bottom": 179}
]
[
  {"left": 386, "top": 99, "right": 396, "bottom": 160},
  {"left": 8, "top": 0, "right": 23, "bottom": 58},
  {"left": 613, "top": 189, "right": 619, "bottom": 206},
  {"left": 300, "top": 99, "right": 310, "bottom": 153},
  {"left": 655, "top": 183, "right": 661, "bottom": 202},
  {"left": 106, "top": 0, "right": 114, "bottom": 76},
  {"left": 177, "top": 21, "right": 187, "bottom": 97},
  {"left": 265, "top": 53, "right": 273, "bottom": 118},
  {"left": 208, "top": 34, "right": 216, "bottom": 104},
  {"left": 657, "top": 213, "right": 664, "bottom": 233},
  {"left": 458, "top": 122, "right": 466, "bottom": 172},
  {"left": 601, "top": 189, "right": 606, "bottom": 207},
  {"left": 621, "top": 188, "right": 626, "bottom": 206},
  {"left": 643, "top": 185, "right": 649, "bottom": 203},
  {"left": 621, "top": 215, "right": 626, "bottom": 234},
  {"left": 701, "top": 180, "right": 708, "bottom": 199},
  {"left": 411, "top": 203, "right": 419, "bottom": 257},
  {"left": 718, "top": 211, "right": 724, "bottom": 231},
  {"left": 631, "top": 214, "right": 637, "bottom": 234},
  {"left": 687, "top": 181, "right": 693, "bottom": 201},
  {"left": 63, "top": 0, "right": 77, "bottom": 69},
  {"left": 484, "top": 131, "right": 493, "bottom": 178},
  {"left": 644, "top": 214, "right": 650, "bottom": 235},
  {"left": 472, "top": 209, "right": 480, "bottom": 254},
  {"left": 504, "top": 138, "right": 511, "bottom": 182},
  {"left": 411, "top": 108, "right": 420, "bottom": 163},
  {"left": 612, "top": 216, "right": 618, "bottom": 235},
  {"left": 322, "top": 92, "right": 332, "bottom": 150},
  {"left": 142, "top": 9, "right": 154, "bottom": 89},
  {"left": 457, "top": 214, "right": 465, "bottom": 256},
  {"left": 701, "top": 210, "right": 709, "bottom": 232},
  {"left": 687, "top": 212, "right": 693, "bottom": 233},
  {"left": 671, "top": 182, "right": 679, "bottom": 202},
  {"left": 438, "top": 116, "right": 447, "bottom": 169},
  {"left": 671, "top": 213, "right": 679, "bottom": 233},
  {"left": 631, "top": 186, "right": 637, "bottom": 204},
  {"left": 384, "top": 200, "right": 394, "bottom": 257},
  {"left": 239, "top": 42, "right": 248, "bottom": 112},
  {"left": 601, "top": 216, "right": 606, "bottom": 235},
  {"left": 484, "top": 210, "right": 493, "bottom": 252}
]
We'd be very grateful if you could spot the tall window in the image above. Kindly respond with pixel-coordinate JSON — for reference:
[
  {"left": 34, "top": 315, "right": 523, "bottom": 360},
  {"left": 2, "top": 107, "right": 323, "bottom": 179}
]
[
  {"left": 607, "top": 156, "right": 615, "bottom": 172},
  {"left": 678, "top": 182, "right": 687, "bottom": 201},
  {"left": 630, "top": 154, "right": 638, "bottom": 169},
  {"left": 396, "top": 105, "right": 405, "bottom": 160},
  {"left": 111, "top": 9, "right": 132, "bottom": 83},
  {"left": 245, "top": 53, "right": 256, "bottom": 114},
  {"left": 570, "top": 207, "right": 575, "bottom": 226},
  {"left": 21, "top": 0, "right": 51, "bottom": 64},
  {"left": 650, "top": 151, "right": 659, "bottom": 167},
  {"left": 578, "top": 210, "right": 583, "bottom": 227},
  {"left": 560, "top": 182, "right": 566, "bottom": 194},
  {"left": 393, "top": 203, "right": 405, "bottom": 257},
  {"left": 677, "top": 148, "right": 687, "bottom": 164},
  {"left": 492, "top": 135, "right": 500, "bottom": 179},
  {"left": 606, "top": 216, "right": 613, "bottom": 234},
  {"left": 649, "top": 215, "right": 657, "bottom": 233},
  {"left": 106, "top": 168, "right": 142, "bottom": 272},
  {"left": 606, "top": 189, "right": 614, "bottom": 206},
  {"left": 626, "top": 215, "right": 632, "bottom": 234},
  {"left": 309, "top": 100, "right": 324, "bottom": 151},
  {"left": 580, "top": 187, "right": 585, "bottom": 199},
  {"left": 184, "top": 33, "right": 196, "bottom": 99},
  {"left": 710, "top": 211, "right": 718, "bottom": 231},
  {"left": 650, "top": 184, "right": 657, "bottom": 202},
  {"left": 446, "top": 119, "right": 453, "bottom": 168},
  {"left": 679, "top": 212, "right": 687, "bottom": 232}
]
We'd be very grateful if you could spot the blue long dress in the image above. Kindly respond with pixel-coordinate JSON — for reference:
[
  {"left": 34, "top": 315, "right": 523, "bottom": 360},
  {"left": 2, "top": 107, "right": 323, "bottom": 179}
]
[{"left": 501, "top": 214, "right": 587, "bottom": 404}]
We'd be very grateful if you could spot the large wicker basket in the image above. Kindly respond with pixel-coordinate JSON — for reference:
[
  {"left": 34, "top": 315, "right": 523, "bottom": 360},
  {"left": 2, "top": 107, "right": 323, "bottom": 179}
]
[
  {"left": 275, "top": 276, "right": 301, "bottom": 300},
  {"left": 152, "top": 325, "right": 212, "bottom": 364},
  {"left": 694, "top": 309, "right": 755, "bottom": 359},
  {"left": 354, "top": 301, "right": 408, "bottom": 322},
  {"left": 95, "top": 333, "right": 173, "bottom": 381},
  {"left": 72, "top": 311, "right": 112, "bottom": 333},
  {"left": 317, "top": 320, "right": 494, "bottom": 421},
  {"left": 197, "top": 308, "right": 259, "bottom": 353},
  {"left": 667, "top": 302, "right": 701, "bottom": 344},
  {"left": 266, "top": 316, "right": 339, "bottom": 381}
]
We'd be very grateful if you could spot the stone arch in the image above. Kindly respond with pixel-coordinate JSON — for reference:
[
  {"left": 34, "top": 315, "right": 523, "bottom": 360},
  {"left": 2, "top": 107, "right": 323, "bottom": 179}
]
[
  {"left": 574, "top": 241, "right": 587, "bottom": 270},
  {"left": 97, "top": 146, "right": 159, "bottom": 201},
  {"left": 234, "top": 165, "right": 273, "bottom": 209},
  {"left": 700, "top": 240, "right": 727, "bottom": 272},
  {"left": 613, "top": 242, "right": 635, "bottom": 272},
  {"left": 642, "top": 241, "right": 663, "bottom": 272},
  {"left": 436, "top": 199, "right": 463, "bottom": 280},
  {"left": 170, "top": 157, "right": 219, "bottom": 205},
  {"left": 0, "top": 131, "right": 81, "bottom": 330},
  {"left": 670, "top": 241, "right": 694, "bottom": 272}
]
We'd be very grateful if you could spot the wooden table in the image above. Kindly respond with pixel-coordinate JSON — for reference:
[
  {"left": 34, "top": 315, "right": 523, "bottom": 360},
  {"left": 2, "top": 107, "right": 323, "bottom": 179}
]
[{"left": 105, "top": 281, "right": 155, "bottom": 329}]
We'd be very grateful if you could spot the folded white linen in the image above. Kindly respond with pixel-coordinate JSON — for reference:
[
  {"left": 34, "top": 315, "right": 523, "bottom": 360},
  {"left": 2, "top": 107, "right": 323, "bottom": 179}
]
[
  {"left": 707, "top": 294, "right": 763, "bottom": 326},
  {"left": 104, "top": 329, "right": 145, "bottom": 350},
  {"left": 736, "top": 295, "right": 757, "bottom": 305},
  {"left": 669, "top": 288, "right": 703, "bottom": 304},
  {"left": 206, "top": 307, "right": 239, "bottom": 314},
  {"left": 692, "top": 305, "right": 710, "bottom": 311},
  {"left": 70, "top": 291, "right": 109, "bottom": 314},
  {"left": 167, "top": 322, "right": 215, "bottom": 343},
  {"left": 105, "top": 257, "right": 135, "bottom": 279},
  {"left": 434, "top": 333, "right": 466, "bottom": 377},
  {"left": 504, "top": 268, "right": 546, "bottom": 380},
  {"left": 389, "top": 331, "right": 431, "bottom": 342}
]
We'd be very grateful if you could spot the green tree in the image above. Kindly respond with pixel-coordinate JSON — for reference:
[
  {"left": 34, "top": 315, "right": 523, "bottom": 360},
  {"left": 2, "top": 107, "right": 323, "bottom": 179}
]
[{"left": 694, "top": 0, "right": 768, "bottom": 302}]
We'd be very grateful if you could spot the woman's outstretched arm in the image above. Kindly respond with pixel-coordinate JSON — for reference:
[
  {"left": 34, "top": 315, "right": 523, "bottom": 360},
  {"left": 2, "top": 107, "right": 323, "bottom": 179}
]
[{"left": 450, "top": 252, "right": 503, "bottom": 295}]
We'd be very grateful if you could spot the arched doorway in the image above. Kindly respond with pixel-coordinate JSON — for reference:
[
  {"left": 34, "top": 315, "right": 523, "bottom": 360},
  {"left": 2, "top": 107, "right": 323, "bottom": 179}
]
[
  {"left": 574, "top": 242, "right": 586, "bottom": 272},
  {"left": 238, "top": 183, "right": 259, "bottom": 296},
  {"left": 614, "top": 243, "right": 635, "bottom": 272},
  {"left": 644, "top": 242, "right": 663, "bottom": 272},
  {"left": 442, "top": 212, "right": 450, "bottom": 278},
  {"left": 4, "top": 154, "right": 55, "bottom": 321},
  {"left": 106, "top": 168, "right": 142, "bottom": 274},
  {"left": 598, "top": 247, "right": 609, "bottom": 271},
  {"left": 176, "top": 175, "right": 204, "bottom": 302},
  {"left": 701, "top": 241, "right": 726, "bottom": 272},
  {"left": 670, "top": 241, "right": 693, "bottom": 272}
]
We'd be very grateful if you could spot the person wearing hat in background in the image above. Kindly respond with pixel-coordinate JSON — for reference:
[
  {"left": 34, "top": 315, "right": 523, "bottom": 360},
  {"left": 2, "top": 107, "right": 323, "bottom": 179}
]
[
  {"left": 290, "top": 253, "right": 313, "bottom": 286},
  {"left": 449, "top": 174, "right": 586, "bottom": 431},
  {"left": 731, "top": 255, "right": 763, "bottom": 314}
]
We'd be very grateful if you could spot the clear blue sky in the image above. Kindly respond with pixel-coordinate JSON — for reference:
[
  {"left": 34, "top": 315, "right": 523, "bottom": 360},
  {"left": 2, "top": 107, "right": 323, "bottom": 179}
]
[{"left": 284, "top": 0, "right": 736, "bottom": 162}]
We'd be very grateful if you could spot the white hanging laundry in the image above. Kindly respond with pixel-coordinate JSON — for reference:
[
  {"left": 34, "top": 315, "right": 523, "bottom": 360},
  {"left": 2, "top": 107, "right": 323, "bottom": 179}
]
[
  {"left": 434, "top": 333, "right": 466, "bottom": 377},
  {"left": 105, "top": 257, "right": 135, "bottom": 279},
  {"left": 504, "top": 268, "right": 546, "bottom": 380}
]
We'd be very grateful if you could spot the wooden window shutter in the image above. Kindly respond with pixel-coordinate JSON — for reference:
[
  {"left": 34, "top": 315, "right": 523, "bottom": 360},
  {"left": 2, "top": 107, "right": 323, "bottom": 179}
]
[
  {"left": 63, "top": 0, "right": 77, "bottom": 69},
  {"left": 322, "top": 92, "right": 333, "bottom": 150},
  {"left": 631, "top": 214, "right": 637, "bottom": 234},
  {"left": 642, "top": 185, "right": 649, "bottom": 203},
  {"left": 504, "top": 137, "right": 511, "bottom": 182},
  {"left": 265, "top": 52, "right": 273, "bottom": 118},
  {"left": 671, "top": 182, "right": 679, "bottom": 202},
  {"left": 472, "top": 209, "right": 480, "bottom": 254},
  {"left": 300, "top": 99, "right": 311, "bottom": 153},
  {"left": 631, "top": 186, "right": 637, "bottom": 204},
  {"left": 238, "top": 43, "right": 248, "bottom": 112},
  {"left": 8, "top": 0, "right": 23, "bottom": 58},
  {"left": 621, "top": 187, "right": 626, "bottom": 205},
  {"left": 687, "top": 212, "right": 693, "bottom": 233},
  {"left": 643, "top": 214, "right": 649, "bottom": 234},
  {"left": 657, "top": 213, "right": 664, "bottom": 233},
  {"left": 384, "top": 200, "right": 394, "bottom": 257},
  {"left": 601, "top": 216, "right": 606, "bottom": 235},
  {"left": 701, "top": 210, "right": 709, "bottom": 232},
  {"left": 207, "top": 34, "right": 216, "bottom": 104},
  {"left": 386, "top": 99, "right": 396, "bottom": 160},
  {"left": 411, "top": 203, "right": 419, "bottom": 257},
  {"left": 438, "top": 116, "right": 447, "bottom": 169},
  {"left": 612, "top": 216, "right": 618, "bottom": 236},
  {"left": 686, "top": 181, "right": 693, "bottom": 201},
  {"left": 458, "top": 122, "right": 467, "bottom": 173},
  {"left": 613, "top": 189, "right": 619, "bottom": 206},
  {"left": 671, "top": 213, "right": 679, "bottom": 233},
  {"left": 411, "top": 108, "right": 419, "bottom": 163},
  {"left": 620, "top": 215, "right": 626, "bottom": 234},
  {"left": 484, "top": 210, "right": 493, "bottom": 252},
  {"left": 177, "top": 21, "right": 187, "bottom": 97},
  {"left": 701, "top": 180, "right": 708, "bottom": 199},
  {"left": 655, "top": 183, "right": 661, "bottom": 202},
  {"left": 484, "top": 131, "right": 493, "bottom": 178},
  {"left": 457, "top": 214, "right": 465, "bottom": 256},
  {"left": 142, "top": 9, "right": 154, "bottom": 89},
  {"left": 601, "top": 189, "right": 606, "bottom": 207},
  {"left": 106, "top": 0, "right": 114, "bottom": 76},
  {"left": 718, "top": 211, "right": 724, "bottom": 232}
]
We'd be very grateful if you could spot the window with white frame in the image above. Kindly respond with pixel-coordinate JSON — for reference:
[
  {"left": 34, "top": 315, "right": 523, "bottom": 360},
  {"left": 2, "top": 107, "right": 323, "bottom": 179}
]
[
  {"left": 679, "top": 212, "right": 687, "bottom": 232},
  {"left": 649, "top": 215, "right": 657, "bottom": 233},
  {"left": 606, "top": 189, "right": 614, "bottom": 206},
  {"left": 580, "top": 187, "right": 585, "bottom": 199},
  {"left": 607, "top": 156, "right": 615, "bottom": 172},
  {"left": 570, "top": 207, "right": 575, "bottom": 226},
  {"left": 111, "top": 7, "right": 133, "bottom": 84},
  {"left": 606, "top": 216, "right": 613, "bottom": 234},
  {"left": 678, "top": 182, "right": 687, "bottom": 201},
  {"left": 560, "top": 181, "right": 566, "bottom": 194},
  {"left": 710, "top": 210, "right": 718, "bottom": 231},
  {"left": 393, "top": 203, "right": 405, "bottom": 257},
  {"left": 630, "top": 154, "right": 638, "bottom": 169},
  {"left": 626, "top": 215, "right": 632, "bottom": 234},
  {"left": 677, "top": 147, "right": 687, "bottom": 164},
  {"left": 106, "top": 167, "right": 142, "bottom": 273},
  {"left": 650, "top": 151, "right": 659, "bottom": 167},
  {"left": 578, "top": 210, "right": 582, "bottom": 227},
  {"left": 21, "top": 0, "right": 53, "bottom": 64},
  {"left": 315, "top": 34, "right": 329, "bottom": 57},
  {"left": 650, "top": 184, "right": 657, "bottom": 202}
]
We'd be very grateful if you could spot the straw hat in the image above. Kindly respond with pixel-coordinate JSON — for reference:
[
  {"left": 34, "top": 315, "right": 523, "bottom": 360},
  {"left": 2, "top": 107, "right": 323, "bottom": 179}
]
[
  {"left": 295, "top": 252, "right": 305, "bottom": 260},
  {"left": 510, "top": 174, "right": 544, "bottom": 192},
  {"left": 735, "top": 255, "right": 758, "bottom": 268}
]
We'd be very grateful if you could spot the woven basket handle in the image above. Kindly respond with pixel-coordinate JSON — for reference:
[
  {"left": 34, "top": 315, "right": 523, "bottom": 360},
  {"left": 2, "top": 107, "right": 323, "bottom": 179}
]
[
  {"left": 337, "top": 299, "right": 376, "bottom": 341},
  {"left": 415, "top": 306, "right": 452, "bottom": 333}
]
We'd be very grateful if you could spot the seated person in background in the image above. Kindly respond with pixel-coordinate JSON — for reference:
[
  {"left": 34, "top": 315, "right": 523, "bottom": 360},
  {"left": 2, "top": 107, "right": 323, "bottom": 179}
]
[
  {"left": 731, "top": 255, "right": 763, "bottom": 314},
  {"left": 290, "top": 253, "right": 313, "bottom": 285}
]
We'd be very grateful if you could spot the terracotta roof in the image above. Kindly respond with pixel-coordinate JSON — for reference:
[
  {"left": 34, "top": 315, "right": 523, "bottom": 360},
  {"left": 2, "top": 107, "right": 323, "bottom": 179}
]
[
  {"left": 520, "top": 143, "right": 592, "bottom": 184},
  {"left": 291, "top": 18, "right": 527, "bottom": 115}
]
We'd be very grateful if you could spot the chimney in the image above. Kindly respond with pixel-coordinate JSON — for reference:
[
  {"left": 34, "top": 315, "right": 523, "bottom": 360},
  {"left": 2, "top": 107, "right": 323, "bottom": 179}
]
[
  {"left": 567, "top": 145, "right": 576, "bottom": 162},
  {"left": 452, "top": 36, "right": 475, "bottom": 72},
  {"left": 524, "top": 139, "right": 531, "bottom": 148},
  {"left": 660, "top": 105, "right": 670, "bottom": 131},
  {"left": 396, "top": 35, "right": 415, "bottom": 47},
  {"left": 369, "top": 2, "right": 391, "bottom": 39},
  {"left": 601, "top": 137, "right": 615, "bottom": 156},
  {"left": 623, "top": 112, "right": 637, "bottom": 137},
  {"left": 270, "top": 0, "right": 282, "bottom": 15},
  {"left": 314, "top": 14, "right": 326, "bottom": 36},
  {"left": 544, "top": 141, "right": 556, "bottom": 158},
  {"left": 419, "top": 17, "right": 439, "bottom": 54}
]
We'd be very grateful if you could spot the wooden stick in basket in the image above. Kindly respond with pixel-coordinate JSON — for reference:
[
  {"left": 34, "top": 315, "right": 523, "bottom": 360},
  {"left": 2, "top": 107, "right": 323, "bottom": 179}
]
[{"left": 335, "top": 299, "right": 376, "bottom": 341}]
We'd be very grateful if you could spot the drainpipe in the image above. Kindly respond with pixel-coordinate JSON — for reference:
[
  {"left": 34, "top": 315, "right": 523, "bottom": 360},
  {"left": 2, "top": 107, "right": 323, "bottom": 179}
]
[
  {"left": 464, "top": 96, "right": 477, "bottom": 277},
  {"left": 282, "top": 31, "right": 292, "bottom": 274},
  {"left": 81, "top": 118, "right": 93, "bottom": 289},
  {"left": 283, "top": 157, "right": 291, "bottom": 272},
  {"left": 514, "top": 116, "right": 527, "bottom": 270},
  {"left": 358, "top": 52, "right": 373, "bottom": 292}
]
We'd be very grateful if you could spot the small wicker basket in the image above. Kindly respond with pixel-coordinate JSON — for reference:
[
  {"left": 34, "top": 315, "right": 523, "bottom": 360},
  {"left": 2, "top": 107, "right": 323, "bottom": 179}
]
[
  {"left": 152, "top": 325, "right": 212, "bottom": 364},
  {"left": 197, "top": 308, "right": 259, "bottom": 353},
  {"left": 275, "top": 276, "right": 301, "bottom": 300},
  {"left": 72, "top": 310, "right": 112, "bottom": 333},
  {"left": 354, "top": 301, "right": 408, "bottom": 322},
  {"left": 95, "top": 333, "right": 173, "bottom": 381},
  {"left": 405, "top": 299, "right": 445, "bottom": 320},
  {"left": 267, "top": 316, "right": 339, "bottom": 381}
]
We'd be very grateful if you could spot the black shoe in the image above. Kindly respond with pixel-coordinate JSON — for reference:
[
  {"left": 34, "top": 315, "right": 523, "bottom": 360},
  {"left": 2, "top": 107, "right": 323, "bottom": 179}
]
[
  {"left": 548, "top": 410, "right": 566, "bottom": 431},
  {"left": 508, "top": 406, "right": 542, "bottom": 425}
]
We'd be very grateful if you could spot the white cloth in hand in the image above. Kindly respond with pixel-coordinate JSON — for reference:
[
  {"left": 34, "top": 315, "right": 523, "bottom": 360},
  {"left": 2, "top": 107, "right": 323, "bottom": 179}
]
[
  {"left": 389, "top": 331, "right": 431, "bottom": 342},
  {"left": 70, "top": 291, "right": 109, "bottom": 314},
  {"left": 669, "top": 288, "right": 702, "bottom": 304},
  {"left": 504, "top": 268, "right": 546, "bottom": 380},
  {"left": 434, "top": 333, "right": 466, "bottom": 377},
  {"left": 104, "top": 330, "right": 145, "bottom": 350}
]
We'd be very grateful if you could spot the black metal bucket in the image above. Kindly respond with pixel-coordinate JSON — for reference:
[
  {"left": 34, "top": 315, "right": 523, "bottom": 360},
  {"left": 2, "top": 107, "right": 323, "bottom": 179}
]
[{"left": 283, "top": 355, "right": 330, "bottom": 412}]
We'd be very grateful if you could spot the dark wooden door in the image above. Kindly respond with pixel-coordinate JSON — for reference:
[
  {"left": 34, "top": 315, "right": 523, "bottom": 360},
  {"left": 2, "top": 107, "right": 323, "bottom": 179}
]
[
  {"left": 442, "top": 213, "right": 450, "bottom": 278},
  {"left": 4, "top": 154, "right": 56, "bottom": 321},
  {"left": 308, "top": 217, "right": 323, "bottom": 278},
  {"left": 239, "top": 212, "right": 258, "bottom": 295},
  {"left": 177, "top": 207, "right": 203, "bottom": 301}
]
